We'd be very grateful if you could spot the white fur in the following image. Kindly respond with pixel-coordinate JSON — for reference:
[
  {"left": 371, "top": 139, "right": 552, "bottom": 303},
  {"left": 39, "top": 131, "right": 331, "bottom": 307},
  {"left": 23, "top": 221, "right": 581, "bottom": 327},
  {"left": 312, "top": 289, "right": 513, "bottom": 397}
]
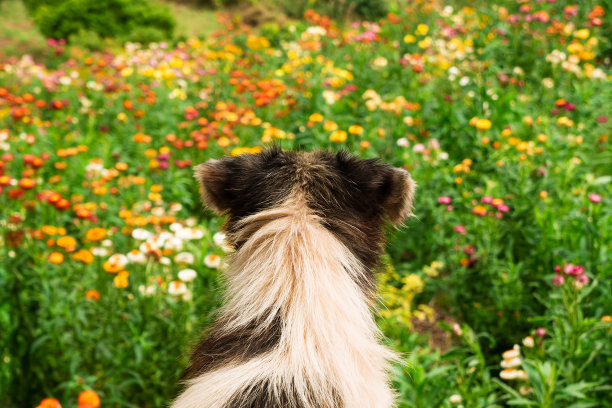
[{"left": 172, "top": 196, "right": 399, "bottom": 408}]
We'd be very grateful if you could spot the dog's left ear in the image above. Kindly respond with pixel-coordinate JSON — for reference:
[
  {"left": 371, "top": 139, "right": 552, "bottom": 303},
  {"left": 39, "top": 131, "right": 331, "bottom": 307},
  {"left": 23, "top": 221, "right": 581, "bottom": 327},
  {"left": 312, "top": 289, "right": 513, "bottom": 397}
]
[
  {"left": 336, "top": 151, "right": 416, "bottom": 226},
  {"left": 378, "top": 166, "right": 417, "bottom": 226}
]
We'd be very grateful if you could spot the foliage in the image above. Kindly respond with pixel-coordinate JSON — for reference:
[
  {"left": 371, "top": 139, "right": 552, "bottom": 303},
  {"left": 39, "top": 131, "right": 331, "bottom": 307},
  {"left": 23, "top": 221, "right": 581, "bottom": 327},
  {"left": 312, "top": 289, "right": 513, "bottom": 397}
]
[
  {"left": 30, "top": 0, "right": 175, "bottom": 43},
  {"left": 0, "top": 1, "right": 611, "bottom": 407}
]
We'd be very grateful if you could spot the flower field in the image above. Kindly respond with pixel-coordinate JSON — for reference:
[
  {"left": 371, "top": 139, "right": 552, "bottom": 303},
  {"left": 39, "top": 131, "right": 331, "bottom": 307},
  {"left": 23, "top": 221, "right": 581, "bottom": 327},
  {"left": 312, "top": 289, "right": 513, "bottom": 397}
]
[{"left": 1, "top": 1, "right": 611, "bottom": 407}]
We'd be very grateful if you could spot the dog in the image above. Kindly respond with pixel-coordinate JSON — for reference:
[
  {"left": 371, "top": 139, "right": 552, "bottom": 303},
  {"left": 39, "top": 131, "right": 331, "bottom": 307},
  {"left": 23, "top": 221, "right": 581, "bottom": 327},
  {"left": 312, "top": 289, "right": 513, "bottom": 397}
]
[{"left": 172, "top": 147, "right": 416, "bottom": 408}]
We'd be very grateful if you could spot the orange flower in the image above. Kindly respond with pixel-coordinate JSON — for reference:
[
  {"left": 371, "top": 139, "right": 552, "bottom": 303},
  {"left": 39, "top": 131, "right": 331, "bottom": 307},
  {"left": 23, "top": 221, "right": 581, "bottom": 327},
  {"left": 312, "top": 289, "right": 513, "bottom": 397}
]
[
  {"left": 41, "top": 225, "right": 58, "bottom": 235},
  {"left": 48, "top": 252, "right": 64, "bottom": 265},
  {"left": 73, "top": 249, "right": 94, "bottom": 264},
  {"left": 19, "top": 178, "right": 36, "bottom": 189},
  {"left": 85, "top": 289, "right": 101, "bottom": 301},
  {"left": 85, "top": 228, "right": 107, "bottom": 242},
  {"left": 472, "top": 205, "right": 487, "bottom": 216},
  {"left": 56, "top": 236, "right": 77, "bottom": 251},
  {"left": 78, "top": 390, "right": 101, "bottom": 408},
  {"left": 36, "top": 398, "right": 62, "bottom": 408},
  {"left": 76, "top": 209, "right": 92, "bottom": 219}
]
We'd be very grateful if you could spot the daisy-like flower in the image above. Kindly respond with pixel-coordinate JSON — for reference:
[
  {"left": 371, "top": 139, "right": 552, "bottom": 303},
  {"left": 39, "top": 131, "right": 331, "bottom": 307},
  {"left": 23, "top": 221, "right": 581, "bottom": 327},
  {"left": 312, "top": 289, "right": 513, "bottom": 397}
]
[
  {"left": 178, "top": 268, "right": 198, "bottom": 282},
  {"left": 132, "top": 228, "right": 151, "bottom": 240},
  {"left": 174, "top": 252, "right": 195, "bottom": 265},
  {"left": 168, "top": 280, "right": 187, "bottom": 296},
  {"left": 204, "top": 254, "right": 221, "bottom": 269}
]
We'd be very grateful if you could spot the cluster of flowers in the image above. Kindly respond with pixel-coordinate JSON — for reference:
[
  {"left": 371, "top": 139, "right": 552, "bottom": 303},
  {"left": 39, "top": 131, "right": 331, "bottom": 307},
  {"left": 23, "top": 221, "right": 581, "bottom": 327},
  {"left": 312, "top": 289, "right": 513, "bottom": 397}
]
[{"left": 553, "top": 263, "right": 589, "bottom": 288}]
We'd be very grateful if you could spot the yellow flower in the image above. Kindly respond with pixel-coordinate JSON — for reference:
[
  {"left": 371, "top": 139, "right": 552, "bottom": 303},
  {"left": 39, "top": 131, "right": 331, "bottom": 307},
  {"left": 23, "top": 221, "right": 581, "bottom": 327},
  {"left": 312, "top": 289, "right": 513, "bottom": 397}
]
[
  {"left": 416, "top": 24, "right": 429, "bottom": 36},
  {"left": 309, "top": 113, "right": 323, "bottom": 123},
  {"left": 573, "top": 28, "right": 590, "bottom": 40},
  {"left": 113, "top": 271, "right": 130, "bottom": 289},
  {"left": 404, "top": 34, "right": 416, "bottom": 43},
  {"left": 329, "top": 130, "right": 347, "bottom": 143},
  {"left": 348, "top": 125, "right": 364, "bottom": 135},
  {"left": 475, "top": 119, "right": 492, "bottom": 130}
]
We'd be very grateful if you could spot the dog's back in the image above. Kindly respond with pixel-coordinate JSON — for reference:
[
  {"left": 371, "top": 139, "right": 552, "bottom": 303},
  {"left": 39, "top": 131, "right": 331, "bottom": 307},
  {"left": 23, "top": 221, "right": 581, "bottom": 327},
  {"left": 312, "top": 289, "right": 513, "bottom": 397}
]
[{"left": 172, "top": 148, "right": 416, "bottom": 408}]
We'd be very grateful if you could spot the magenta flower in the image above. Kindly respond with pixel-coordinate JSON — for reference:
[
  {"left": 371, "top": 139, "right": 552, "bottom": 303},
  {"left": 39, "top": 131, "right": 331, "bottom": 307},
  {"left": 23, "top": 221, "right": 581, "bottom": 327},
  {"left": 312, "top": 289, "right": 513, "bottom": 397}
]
[
  {"left": 563, "top": 264, "right": 575, "bottom": 275},
  {"left": 554, "top": 265, "right": 561, "bottom": 274},
  {"left": 588, "top": 193, "right": 602, "bottom": 203},
  {"left": 453, "top": 225, "right": 466, "bottom": 235},
  {"left": 497, "top": 204, "right": 509, "bottom": 213},
  {"left": 481, "top": 196, "right": 493, "bottom": 204},
  {"left": 576, "top": 273, "right": 589, "bottom": 284},
  {"left": 438, "top": 196, "right": 452, "bottom": 204}
]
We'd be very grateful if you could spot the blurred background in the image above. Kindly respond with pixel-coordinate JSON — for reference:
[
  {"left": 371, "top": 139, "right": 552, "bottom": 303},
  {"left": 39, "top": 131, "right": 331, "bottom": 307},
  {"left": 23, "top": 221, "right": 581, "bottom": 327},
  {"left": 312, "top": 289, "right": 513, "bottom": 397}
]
[{"left": 0, "top": 0, "right": 611, "bottom": 407}]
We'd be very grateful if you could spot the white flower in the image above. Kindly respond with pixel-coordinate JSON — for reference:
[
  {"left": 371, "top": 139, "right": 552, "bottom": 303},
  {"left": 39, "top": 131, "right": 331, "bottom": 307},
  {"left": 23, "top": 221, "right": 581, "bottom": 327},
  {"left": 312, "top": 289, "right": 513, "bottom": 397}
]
[
  {"left": 169, "top": 222, "right": 183, "bottom": 232},
  {"left": 449, "top": 394, "right": 462, "bottom": 403},
  {"left": 213, "top": 232, "right": 228, "bottom": 247},
  {"left": 500, "top": 369, "right": 518, "bottom": 380},
  {"left": 323, "top": 90, "right": 337, "bottom": 105},
  {"left": 448, "top": 66, "right": 460, "bottom": 76},
  {"left": 102, "top": 239, "right": 113, "bottom": 248},
  {"left": 164, "top": 236, "right": 184, "bottom": 251},
  {"left": 132, "top": 228, "right": 151, "bottom": 240},
  {"left": 178, "top": 268, "right": 197, "bottom": 282},
  {"left": 138, "top": 284, "right": 156, "bottom": 297},
  {"left": 92, "top": 247, "right": 108, "bottom": 257},
  {"left": 452, "top": 323, "right": 463, "bottom": 336},
  {"left": 522, "top": 336, "right": 534, "bottom": 348},
  {"left": 168, "top": 280, "right": 187, "bottom": 296},
  {"left": 459, "top": 77, "right": 469, "bottom": 86},
  {"left": 502, "top": 345, "right": 520, "bottom": 359},
  {"left": 174, "top": 252, "right": 195, "bottom": 265},
  {"left": 204, "top": 254, "right": 221, "bottom": 269},
  {"left": 306, "top": 26, "right": 326, "bottom": 36},
  {"left": 106, "top": 253, "right": 128, "bottom": 268},
  {"left": 182, "top": 290, "right": 193, "bottom": 301},
  {"left": 127, "top": 250, "right": 147, "bottom": 264},
  {"left": 501, "top": 357, "right": 521, "bottom": 369},
  {"left": 160, "top": 257, "right": 171, "bottom": 266}
]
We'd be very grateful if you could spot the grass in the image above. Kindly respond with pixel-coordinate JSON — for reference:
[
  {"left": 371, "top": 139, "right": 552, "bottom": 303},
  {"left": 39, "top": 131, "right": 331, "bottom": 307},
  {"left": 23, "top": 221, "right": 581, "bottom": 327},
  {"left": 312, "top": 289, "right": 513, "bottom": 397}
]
[{"left": 0, "top": 0, "right": 47, "bottom": 59}]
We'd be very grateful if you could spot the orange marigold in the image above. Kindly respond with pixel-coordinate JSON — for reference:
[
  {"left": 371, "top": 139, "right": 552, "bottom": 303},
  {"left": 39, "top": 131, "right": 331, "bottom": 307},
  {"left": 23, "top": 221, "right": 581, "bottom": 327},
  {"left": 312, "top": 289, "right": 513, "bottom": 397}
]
[
  {"left": 78, "top": 390, "right": 101, "bottom": 408},
  {"left": 36, "top": 398, "right": 62, "bottom": 408},
  {"left": 48, "top": 252, "right": 64, "bottom": 265},
  {"left": 72, "top": 249, "right": 94, "bottom": 264},
  {"left": 85, "top": 289, "right": 101, "bottom": 301},
  {"left": 85, "top": 228, "right": 107, "bottom": 242}
]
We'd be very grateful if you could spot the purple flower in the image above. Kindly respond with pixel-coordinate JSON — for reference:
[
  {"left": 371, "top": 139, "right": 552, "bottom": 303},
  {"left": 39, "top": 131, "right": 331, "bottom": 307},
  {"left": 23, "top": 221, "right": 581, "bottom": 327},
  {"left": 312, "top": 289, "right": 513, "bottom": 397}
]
[{"left": 588, "top": 193, "right": 602, "bottom": 203}]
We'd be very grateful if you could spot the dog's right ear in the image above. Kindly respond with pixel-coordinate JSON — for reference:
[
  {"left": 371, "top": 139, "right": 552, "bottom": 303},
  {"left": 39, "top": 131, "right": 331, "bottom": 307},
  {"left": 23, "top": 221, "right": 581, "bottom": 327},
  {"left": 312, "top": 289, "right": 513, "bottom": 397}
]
[{"left": 194, "top": 159, "right": 234, "bottom": 214}]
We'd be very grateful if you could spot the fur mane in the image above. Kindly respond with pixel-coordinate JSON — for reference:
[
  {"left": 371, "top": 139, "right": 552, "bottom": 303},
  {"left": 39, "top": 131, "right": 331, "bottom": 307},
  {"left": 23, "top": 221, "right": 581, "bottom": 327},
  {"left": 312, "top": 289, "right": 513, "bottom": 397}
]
[{"left": 172, "top": 194, "right": 399, "bottom": 408}]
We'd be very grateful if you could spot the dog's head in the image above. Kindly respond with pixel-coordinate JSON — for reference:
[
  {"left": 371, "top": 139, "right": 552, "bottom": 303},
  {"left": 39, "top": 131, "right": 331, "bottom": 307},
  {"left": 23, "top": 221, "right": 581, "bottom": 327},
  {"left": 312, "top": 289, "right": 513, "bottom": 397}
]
[{"left": 194, "top": 147, "right": 416, "bottom": 268}]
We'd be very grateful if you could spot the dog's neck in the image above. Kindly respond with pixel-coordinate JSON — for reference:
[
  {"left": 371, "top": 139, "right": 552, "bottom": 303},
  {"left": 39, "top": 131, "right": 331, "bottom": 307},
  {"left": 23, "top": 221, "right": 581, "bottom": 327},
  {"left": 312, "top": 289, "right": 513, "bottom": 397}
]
[{"left": 175, "top": 196, "right": 397, "bottom": 408}]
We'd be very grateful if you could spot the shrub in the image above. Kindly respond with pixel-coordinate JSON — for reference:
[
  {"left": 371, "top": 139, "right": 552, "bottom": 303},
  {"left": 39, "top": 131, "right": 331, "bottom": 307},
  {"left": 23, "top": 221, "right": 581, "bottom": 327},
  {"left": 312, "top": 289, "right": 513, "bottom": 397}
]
[{"left": 32, "top": 0, "right": 175, "bottom": 43}]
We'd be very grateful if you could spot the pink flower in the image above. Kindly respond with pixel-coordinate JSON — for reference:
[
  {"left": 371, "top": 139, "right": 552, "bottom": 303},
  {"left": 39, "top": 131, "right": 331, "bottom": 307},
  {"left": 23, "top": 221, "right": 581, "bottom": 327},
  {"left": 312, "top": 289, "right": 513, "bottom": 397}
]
[
  {"left": 481, "top": 196, "right": 493, "bottom": 204},
  {"left": 413, "top": 143, "right": 426, "bottom": 153},
  {"left": 572, "top": 265, "right": 585, "bottom": 275},
  {"left": 498, "top": 205, "right": 509, "bottom": 213},
  {"left": 576, "top": 273, "right": 589, "bottom": 284},
  {"left": 535, "top": 328, "right": 547, "bottom": 337},
  {"left": 438, "top": 196, "right": 452, "bottom": 204},
  {"left": 588, "top": 193, "right": 602, "bottom": 203},
  {"left": 554, "top": 265, "right": 561, "bottom": 274},
  {"left": 563, "top": 264, "right": 575, "bottom": 275},
  {"left": 446, "top": 205, "right": 453, "bottom": 211},
  {"left": 553, "top": 275, "right": 565, "bottom": 286},
  {"left": 453, "top": 225, "right": 466, "bottom": 235}
]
